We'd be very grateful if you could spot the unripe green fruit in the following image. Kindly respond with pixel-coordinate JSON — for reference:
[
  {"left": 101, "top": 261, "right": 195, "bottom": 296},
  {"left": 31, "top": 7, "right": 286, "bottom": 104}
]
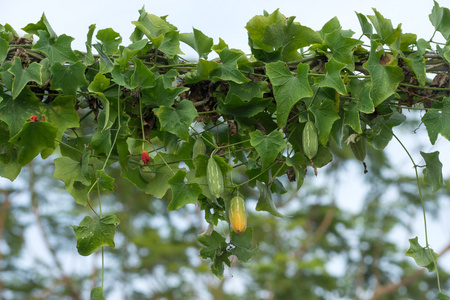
[
  {"left": 303, "top": 121, "right": 318, "bottom": 160},
  {"left": 207, "top": 156, "right": 224, "bottom": 199},
  {"left": 192, "top": 137, "right": 206, "bottom": 159},
  {"left": 351, "top": 136, "right": 367, "bottom": 162},
  {"left": 229, "top": 196, "right": 247, "bottom": 234}
]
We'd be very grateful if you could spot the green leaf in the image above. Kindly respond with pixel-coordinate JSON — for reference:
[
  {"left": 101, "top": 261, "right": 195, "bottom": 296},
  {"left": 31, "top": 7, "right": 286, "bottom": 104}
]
[
  {"left": 40, "top": 95, "right": 80, "bottom": 140},
  {"left": 318, "top": 58, "right": 347, "bottom": 95},
  {"left": 220, "top": 94, "right": 271, "bottom": 118},
  {"left": 9, "top": 121, "right": 58, "bottom": 165},
  {"left": 91, "top": 112, "right": 112, "bottom": 154},
  {"left": 50, "top": 61, "right": 88, "bottom": 95},
  {"left": 246, "top": 9, "right": 287, "bottom": 52},
  {"left": 141, "top": 76, "right": 188, "bottom": 107},
  {"left": 96, "top": 170, "right": 115, "bottom": 192},
  {"left": 167, "top": 169, "right": 202, "bottom": 210},
  {"left": 197, "top": 230, "right": 227, "bottom": 259},
  {"left": 33, "top": 30, "right": 78, "bottom": 63},
  {"left": 266, "top": 61, "right": 313, "bottom": 127},
  {"left": 310, "top": 99, "right": 340, "bottom": 146},
  {"left": 368, "top": 112, "right": 406, "bottom": 150},
  {"left": 53, "top": 150, "right": 91, "bottom": 205},
  {"left": 96, "top": 28, "right": 122, "bottom": 56},
  {"left": 421, "top": 151, "right": 443, "bottom": 192},
  {"left": 429, "top": 1, "right": 450, "bottom": 40},
  {"left": 115, "top": 39, "right": 149, "bottom": 67},
  {"left": 197, "top": 230, "right": 230, "bottom": 278},
  {"left": 363, "top": 41, "right": 403, "bottom": 107},
  {"left": 130, "top": 57, "right": 155, "bottom": 89},
  {"left": 286, "top": 152, "right": 307, "bottom": 190},
  {"left": 92, "top": 43, "right": 114, "bottom": 74},
  {"left": 436, "top": 292, "right": 450, "bottom": 300},
  {"left": 82, "top": 24, "right": 96, "bottom": 65},
  {"left": 405, "top": 237, "right": 439, "bottom": 272},
  {"left": 0, "top": 88, "right": 40, "bottom": 137},
  {"left": 230, "top": 227, "right": 258, "bottom": 262},
  {"left": 71, "top": 215, "right": 120, "bottom": 256},
  {"left": 90, "top": 287, "right": 106, "bottom": 300},
  {"left": 356, "top": 12, "right": 373, "bottom": 38},
  {"left": 256, "top": 181, "right": 288, "bottom": 218},
  {"left": 131, "top": 9, "right": 183, "bottom": 59},
  {"left": 323, "top": 28, "right": 362, "bottom": 66},
  {"left": 225, "top": 81, "right": 270, "bottom": 102},
  {"left": 180, "top": 28, "right": 213, "bottom": 59},
  {"left": 22, "top": 13, "right": 57, "bottom": 40},
  {"left": 249, "top": 130, "right": 286, "bottom": 169},
  {"left": 422, "top": 100, "right": 450, "bottom": 144},
  {"left": 9, "top": 57, "right": 50, "bottom": 99},
  {"left": 367, "top": 9, "right": 402, "bottom": 45},
  {"left": 88, "top": 72, "right": 110, "bottom": 93},
  {"left": 155, "top": 100, "right": 198, "bottom": 140},
  {"left": 211, "top": 49, "right": 250, "bottom": 84}
]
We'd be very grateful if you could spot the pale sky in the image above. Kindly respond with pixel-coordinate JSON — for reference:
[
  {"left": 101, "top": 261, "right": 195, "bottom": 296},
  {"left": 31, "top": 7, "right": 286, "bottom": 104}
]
[{"left": 0, "top": 0, "right": 442, "bottom": 58}]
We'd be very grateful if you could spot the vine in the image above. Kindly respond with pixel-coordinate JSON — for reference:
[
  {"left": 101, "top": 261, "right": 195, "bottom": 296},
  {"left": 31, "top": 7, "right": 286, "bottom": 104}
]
[{"left": 0, "top": 2, "right": 449, "bottom": 298}]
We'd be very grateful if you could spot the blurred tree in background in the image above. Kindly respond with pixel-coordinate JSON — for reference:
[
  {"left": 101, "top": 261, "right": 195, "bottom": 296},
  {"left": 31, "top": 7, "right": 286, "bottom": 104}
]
[{"left": 1, "top": 121, "right": 449, "bottom": 300}]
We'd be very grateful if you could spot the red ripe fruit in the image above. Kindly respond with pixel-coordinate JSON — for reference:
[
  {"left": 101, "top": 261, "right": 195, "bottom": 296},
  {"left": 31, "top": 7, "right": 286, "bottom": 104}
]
[
  {"left": 30, "top": 116, "right": 38, "bottom": 122},
  {"left": 141, "top": 152, "right": 150, "bottom": 164}
]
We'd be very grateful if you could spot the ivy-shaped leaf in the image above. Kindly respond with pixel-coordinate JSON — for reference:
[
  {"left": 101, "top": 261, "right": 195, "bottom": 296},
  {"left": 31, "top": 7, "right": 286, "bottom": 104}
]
[
  {"left": 167, "top": 169, "right": 202, "bottom": 210},
  {"left": 405, "top": 237, "right": 439, "bottom": 272},
  {"left": 266, "top": 61, "right": 313, "bottom": 128},
  {"left": 0, "top": 89, "right": 40, "bottom": 137},
  {"left": 9, "top": 57, "right": 50, "bottom": 99},
  {"left": 211, "top": 49, "right": 250, "bottom": 84},
  {"left": 141, "top": 76, "right": 188, "bottom": 107},
  {"left": 155, "top": 100, "right": 198, "bottom": 141},
  {"left": 71, "top": 215, "right": 120, "bottom": 256},
  {"left": 96, "top": 28, "right": 122, "bottom": 56},
  {"left": 367, "top": 9, "right": 402, "bottom": 46},
  {"left": 9, "top": 120, "right": 58, "bottom": 165},
  {"left": 318, "top": 58, "right": 347, "bottom": 95},
  {"left": 422, "top": 100, "right": 450, "bottom": 144},
  {"left": 97, "top": 169, "right": 115, "bottom": 192},
  {"left": 90, "top": 287, "right": 106, "bottom": 300},
  {"left": 197, "top": 230, "right": 230, "bottom": 279},
  {"left": 230, "top": 227, "right": 258, "bottom": 262},
  {"left": 33, "top": 30, "right": 79, "bottom": 63},
  {"left": 255, "top": 181, "right": 288, "bottom": 218},
  {"left": 363, "top": 41, "right": 404, "bottom": 107},
  {"left": 22, "top": 13, "right": 57, "bottom": 40},
  {"left": 53, "top": 150, "right": 91, "bottom": 205},
  {"left": 180, "top": 28, "right": 213, "bottom": 59},
  {"left": 249, "top": 130, "right": 286, "bottom": 169},
  {"left": 429, "top": 1, "right": 450, "bottom": 40},
  {"left": 50, "top": 61, "right": 88, "bottom": 95},
  {"left": 131, "top": 8, "right": 183, "bottom": 59},
  {"left": 40, "top": 95, "right": 80, "bottom": 140},
  {"left": 421, "top": 151, "right": 443, "bottom": 192}
]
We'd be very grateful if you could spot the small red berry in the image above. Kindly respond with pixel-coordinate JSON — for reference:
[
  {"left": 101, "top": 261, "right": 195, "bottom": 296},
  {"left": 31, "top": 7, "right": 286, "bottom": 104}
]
[
  {"left": 30, "top": 116, "right": 38, "bottom": 122},
  {"left": 141, "top": 152, "right": 150, "bottom": 164}
]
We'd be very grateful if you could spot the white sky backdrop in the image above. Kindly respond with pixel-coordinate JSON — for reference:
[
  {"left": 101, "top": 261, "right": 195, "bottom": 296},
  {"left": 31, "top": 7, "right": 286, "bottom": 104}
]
[
  {"left": 0, "top": 0, "right": 443, "bottom": 56},
  {"left": 1, "top": 0, "right": 450, "bottom": 298}
]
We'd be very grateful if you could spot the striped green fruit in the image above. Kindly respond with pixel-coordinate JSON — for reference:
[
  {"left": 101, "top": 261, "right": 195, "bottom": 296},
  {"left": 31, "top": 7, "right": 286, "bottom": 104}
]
[
  {"left": 207, "top": 156, "right": 224, "bottom": 198},
  {"left": 303, "top": 121, "right": 318, "bottom": 160}
]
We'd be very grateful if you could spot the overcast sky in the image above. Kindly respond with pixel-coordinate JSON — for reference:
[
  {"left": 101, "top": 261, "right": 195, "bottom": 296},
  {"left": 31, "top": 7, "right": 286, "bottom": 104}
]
[{"left": 0, "top": 0, "right": 442, "bottom": 58}]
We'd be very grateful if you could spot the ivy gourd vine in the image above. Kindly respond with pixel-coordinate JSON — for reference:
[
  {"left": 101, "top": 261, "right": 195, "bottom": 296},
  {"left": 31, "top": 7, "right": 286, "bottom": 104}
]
[{"left": 1, "top": 1, "right": 450, "bottom": 298}]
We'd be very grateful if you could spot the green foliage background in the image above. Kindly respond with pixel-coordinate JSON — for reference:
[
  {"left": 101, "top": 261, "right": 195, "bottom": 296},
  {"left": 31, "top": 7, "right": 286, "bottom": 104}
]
[{"left": 1, "top": 1, "right": 450, "bottom": 299}]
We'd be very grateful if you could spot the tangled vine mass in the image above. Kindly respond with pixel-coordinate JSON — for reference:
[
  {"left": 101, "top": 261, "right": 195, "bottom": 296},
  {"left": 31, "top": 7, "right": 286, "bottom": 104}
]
[{"left": 1, "top": 2, "right": 450, "bottom": 298}]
